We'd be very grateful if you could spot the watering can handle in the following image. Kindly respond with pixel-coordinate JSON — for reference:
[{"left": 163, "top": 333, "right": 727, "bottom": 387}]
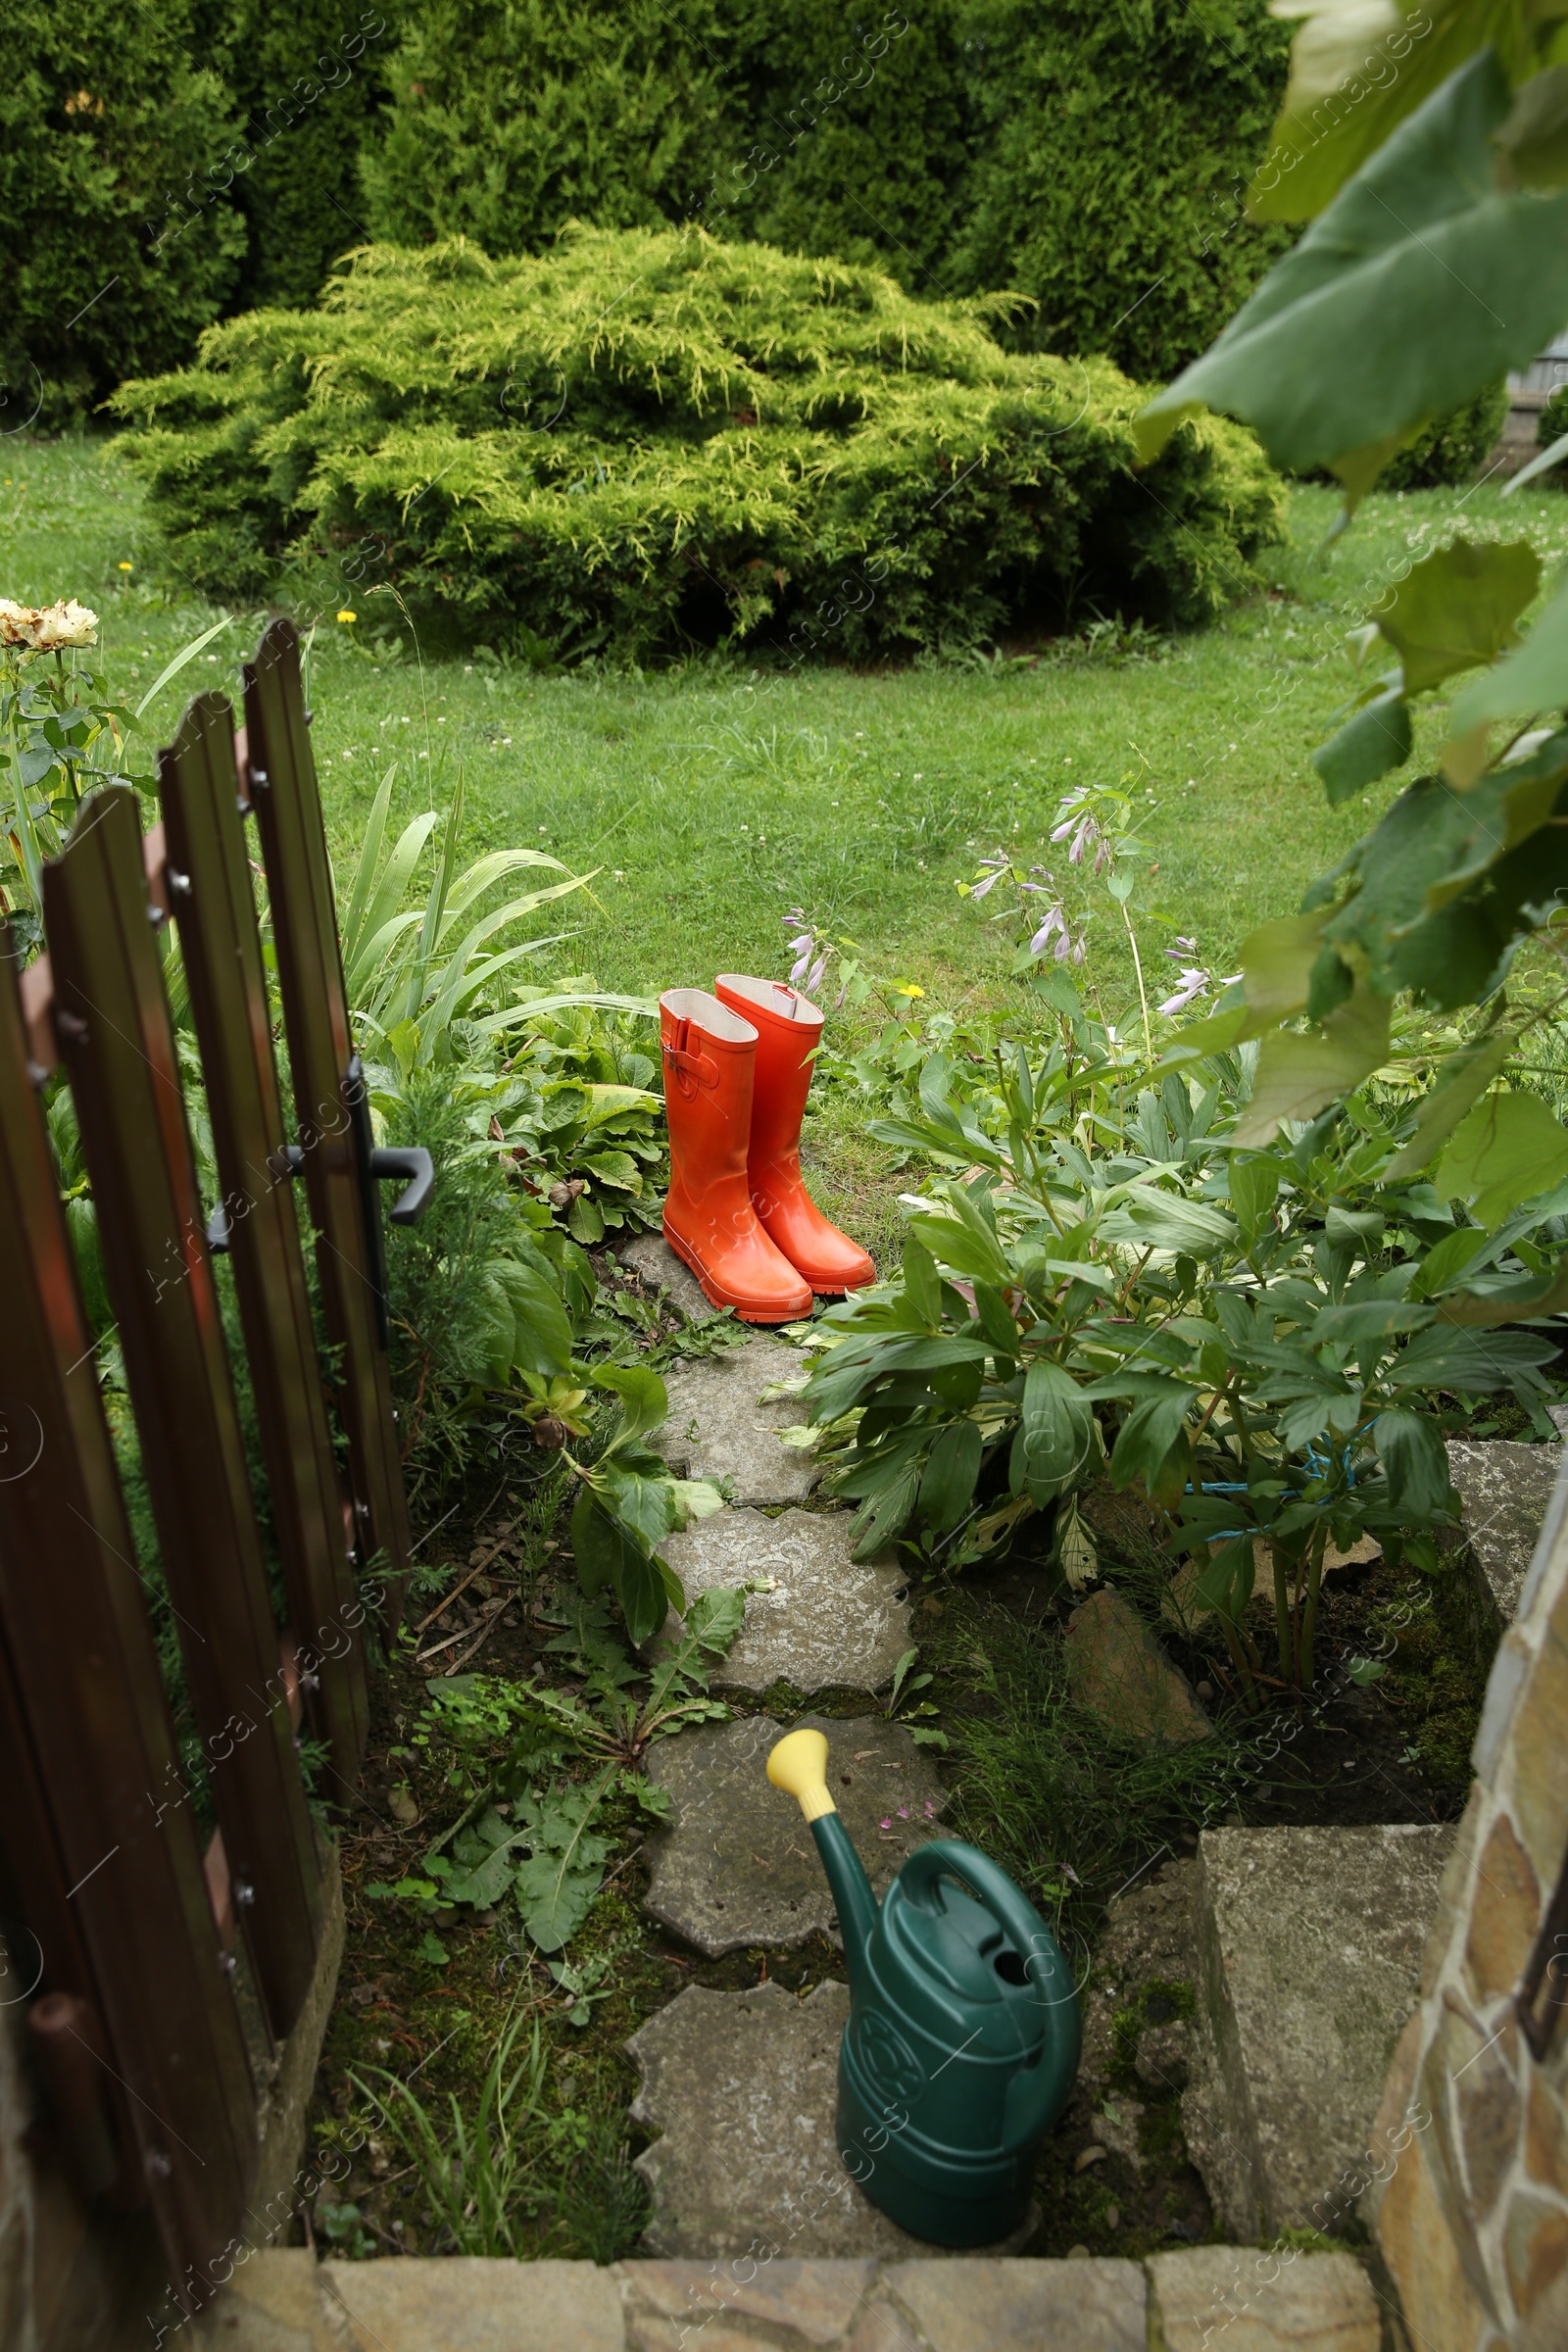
[{"left": 897, "top": 1838, "right": 1081, "bottom": 2138}]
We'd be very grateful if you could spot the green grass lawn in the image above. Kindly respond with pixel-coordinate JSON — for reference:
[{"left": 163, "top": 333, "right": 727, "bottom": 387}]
[{"left": 8, "top": 430, "right": 1568, "bottom": 1253}]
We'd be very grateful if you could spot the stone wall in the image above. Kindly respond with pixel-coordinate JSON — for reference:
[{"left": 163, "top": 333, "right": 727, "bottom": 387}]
[{"left": 1369, "top": 1452, "right": 1568, "bottom": 2350}]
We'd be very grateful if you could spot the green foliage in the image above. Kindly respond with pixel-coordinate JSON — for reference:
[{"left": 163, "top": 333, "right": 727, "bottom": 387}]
[
  {"left": 386, "top": 1587, "right": 743, "bottom": 1952},
  {"left": 0, "top": 2, "right": 247, "bottom": 419},
  {"left": 361, "top": 0, "right": 1295, "bottom": 387},
  {"left": 221, "top": 3, "right": 398, "bottom": 308},
  {"left": 1380, "top": 383, "right": 1509, "bottom": 489},
  {"left": 361, "top": 0, "right": 727, "bottom": 257},
  {"left": 1137, "top": 13, "right": 1568, "bottom": 1319},
  {"left": 112, "top": 228, "right": 1284, "bottom": 660},
  {"left": 798, "top": 1036, "right": 1565, "bottom": 1695},
  {"left": 350, "top": 2006, "right": 647, "bottom": 2258},
  {"left": 952, "top": 0, "right": 1295, "bottom": 383}
]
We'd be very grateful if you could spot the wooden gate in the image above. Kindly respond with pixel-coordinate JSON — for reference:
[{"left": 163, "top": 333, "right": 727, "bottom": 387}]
[{"left": 0, "top": 620, "right": 424, "bottom": 2315}]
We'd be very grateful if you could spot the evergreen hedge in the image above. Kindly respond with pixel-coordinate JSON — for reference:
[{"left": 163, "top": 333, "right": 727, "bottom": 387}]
[
  {"left": 113, "top": 229, "right": 1284, "bottom": 662},
  {"left": 1, "top": 2, "right": 248, "bottom": 419}
]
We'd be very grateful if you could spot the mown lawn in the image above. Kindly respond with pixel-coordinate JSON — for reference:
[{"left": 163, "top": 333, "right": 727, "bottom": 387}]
[{"left": 8, "top": 432, "right": 1568, "bottom": 1250}]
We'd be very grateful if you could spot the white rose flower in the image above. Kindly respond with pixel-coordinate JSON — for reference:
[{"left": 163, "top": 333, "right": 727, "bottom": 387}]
[
  {"left": 0, "top": 597, "right": 99, "bottom": 651},
  {"left": 32, "top": 599, "right": 99, "bottom": 650}
]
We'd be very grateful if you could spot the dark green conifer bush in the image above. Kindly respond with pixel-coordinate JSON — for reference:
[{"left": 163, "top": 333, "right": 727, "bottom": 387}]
[
  {"left": 113, "top": 228, "right": 1283, "bottom": 661},
  {"left": 359, "top": 0, "right": 729, "bottom": 256},
  {"left": 1, "top": 2, "right": 248, "bottom": 419}
]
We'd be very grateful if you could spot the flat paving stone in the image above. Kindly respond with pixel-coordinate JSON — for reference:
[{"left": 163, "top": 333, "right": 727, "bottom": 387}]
[
  {"left": 626, "top": 1982, "right": 1034, "bottom": 2261},
  {"left": 653, "top": 1336, "right": 818, "bottom": 1505},
  {"left": 1149, "top": 2246, "right": 1380, "bottom": 2351},
  {"left": 618, "top": 1231, "right": 718, "bottom": 1326},
  {"left": 1446, "top": 1437, "right": 1561, "bottom": 1625},
  {"left": 643, "top": 1713, "right": 945, "bottom": 1956},
  {"left": 1183, "top": 1825, "right": 1452, "bottom": 2240},
  {"left": 658, "top": 1507, "right": 912, "bottom": 1692}
]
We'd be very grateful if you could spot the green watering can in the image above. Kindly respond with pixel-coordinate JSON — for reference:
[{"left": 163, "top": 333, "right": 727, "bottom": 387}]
[{"left": 767, "top": 1727, "right": 1081, "bottom": 2246}]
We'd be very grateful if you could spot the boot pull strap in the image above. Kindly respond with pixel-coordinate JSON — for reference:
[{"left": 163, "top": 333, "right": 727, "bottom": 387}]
[{"left": 662, "top": 1021, "right": 719, "bottom": 1098}]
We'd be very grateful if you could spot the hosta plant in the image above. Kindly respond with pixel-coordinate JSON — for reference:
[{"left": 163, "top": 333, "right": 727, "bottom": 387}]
[{"left": 799, "top": 1052, "right": 1563, "bottom": 1702}]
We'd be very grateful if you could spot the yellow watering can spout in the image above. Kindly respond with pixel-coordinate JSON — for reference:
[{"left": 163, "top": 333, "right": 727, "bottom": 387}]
[{"left": 766, "top": 1727, "right": 836, "bottom": 1821}]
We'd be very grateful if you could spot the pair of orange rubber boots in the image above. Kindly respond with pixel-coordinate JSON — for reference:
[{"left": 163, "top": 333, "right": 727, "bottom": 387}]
[{"left": 660, "top": 975, "right": 875, "bottom": 1323}]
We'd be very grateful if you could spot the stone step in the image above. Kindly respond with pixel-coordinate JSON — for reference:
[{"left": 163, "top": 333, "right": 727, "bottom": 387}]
[
  {"left": 657, "top": 1506, "right": 912, "bottom": 1693},
  {"left": 625, "top": 1980, "right": 1034, "bottom": 2261},
  {"left": 618, "top": 1230, "right": 717, "bottom": 1327},
  {"left": 1446, "top": 1436, "right": 1562, "bottom": 1629},
  {"left": 642, "top": 1713, "right": 945, "bottom": 1955},
  {"left": 1182, "top": 1823, "right": 1454, "bottom": 2241},
  {"left": 652, "top": 1334, "right": 819, "bottom": 1506},
  {"left": 191, "top": 2244, "right": 1383, "bottom": 2348}
]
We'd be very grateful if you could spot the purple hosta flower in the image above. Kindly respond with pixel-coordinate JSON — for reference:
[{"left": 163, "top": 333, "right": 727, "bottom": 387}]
[
  {"left": 1158, "top": 967, "right": 1210, "bottom": 1016},
  {"left": 1029, "top": 901, "right": 1086, "bottom": 965},
  {"left": 785, "top": 909, "right": 815, "bottom": 983},
  {"left": 805, "top": 952, "right": 828, "bottom": 996},
  {"left": 968, "top": 852, "right": 1009, "bottom": 901},
  {"left": 1052, "top": 788, "right": 1113, "bottom": 874}
]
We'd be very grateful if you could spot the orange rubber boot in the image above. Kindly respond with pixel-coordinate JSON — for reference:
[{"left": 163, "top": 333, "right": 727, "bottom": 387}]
[
  {"left": 713, "top": 974, "right": 875, "bottom": 1295},
  {"left": 660, "top": 990, "right": 812, "bottom": 1324}
]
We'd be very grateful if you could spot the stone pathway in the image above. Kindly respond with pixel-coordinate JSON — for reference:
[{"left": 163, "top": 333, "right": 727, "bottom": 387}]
[
  {"left": 652, "top": 1335, "right": 818, "bottom": 1505},
  {"left": 658, "top": 1507, "right": 912, "bottom": 1691},
  {"left": 642, "top": 1713, "right": 944, "bottom": 1954},
  {"left": 619, "top": 1230, "right": 718, "bottom": 1326},
  {"left": 197, "top": 2245, "right": 1383, "bottom": 2349}
]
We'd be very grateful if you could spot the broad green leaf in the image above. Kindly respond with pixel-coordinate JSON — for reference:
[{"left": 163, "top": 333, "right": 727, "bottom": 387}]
[
  {"left": 1100, "top": 1192, "right": 1239, "bottom": 1257},
  {"left": 1385, "top": 1024, "right": 1518, "bottom": 1177},
  {"left": 1106, "top": 1381, "right": 1195, "bottom": 1500},
  {"left": 1020, "top": 1360, "right": 1095, "bottom": 1501},
  {"left": 900, "top": 1231, "right": 943, "bottom": 1328},
  {"left": 683, "top": 1584, "right": 746, "bottom": 1654},
  {"left": 1241, "top": 912, "right": 1328, "bottom": 1026},
  {"left": 1450, "top": 569, "right": 1568, "bottom": 732},
  {"left": 919, "top": 1420, "right": 983, "bottom": 1532},
  {"left": 1369, "top": 538, "right": 1539, "bottom": 694},
  {"left": 494, "top": 1257, "right": 573, "bottom": 1380},
  {"left": 1394, "top": 1323, "right": 1558, "bottom": 1390},
  {"left": 1233, "top": 979, "right": 1393, "bottom": 1146},
  {"left": 513, "top": 1780, "right": 612, "bottom": 1953},
  {"left": 1435, "top": 1089, "right": 1568, "bottom": 1225},
  {"left": 1249, "top": 0, "right": 1500, "bottom": 223},
  {"left": 1408, "top": 1223, "right": 1491, "bottom": 1298},
  {"left": 1374, "top": 1407, "right": 1457, "bottom": 1516},
  {"left": 591, "top": 1362, "right": 669, "bottom": 1446},
  {"left": 1229, "top": 1152, "right": 1282, "bottom": 1243},
  {"left": 593, "top": 1458, "right": 682, "bottom": 1555},
  {"left": 1194, "top": 1535, "right": 1254, "bottom": 1624},
  {"left": 1312, "top": 686, "right": 1412, "bottom": 804},
  {"left": 1141, "top": 54, "right": 1568, "bottom": 490}
]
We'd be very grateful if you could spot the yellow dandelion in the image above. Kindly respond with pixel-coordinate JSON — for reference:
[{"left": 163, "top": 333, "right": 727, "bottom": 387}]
[
  {"left": 336, "top": 608, "right": 357, "bottom": 624},
  {"left": 118, "top": 561, "right": 133, "bottom": 572},
  {"left": 896, "top": 982, "right": 925, "bottom": 999}
]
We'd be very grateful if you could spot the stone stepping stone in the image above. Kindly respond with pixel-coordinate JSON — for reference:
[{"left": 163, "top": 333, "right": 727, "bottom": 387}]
[
  {"left": 652, "top": 1334, "right": 819, "bottom": 1506},
  {"left": 1183, "top": 1823, "right": 1453, "bottom": 2240},
  {"left": 658, "top": 1506, "right": 912, "bottom": 1693},
  {"left": 1446, "top": 1437, "right": 1561, "bottom": 1627},
  {"left": 643, "top": 1713, "right": 945, "bottom": 1956},
  {"left": 627, "top": 1981, "right": 1035, "bottom": 2260},
  {"left": 1064, "top": 1590, "right": 1212, "bottom": 1745},
  {"left": 618, "top": 1230, "right": 717, "bottom": 1326}
]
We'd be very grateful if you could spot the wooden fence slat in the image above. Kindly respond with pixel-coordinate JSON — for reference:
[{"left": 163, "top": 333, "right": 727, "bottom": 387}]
[
  {"left": 42, "top": 786, "right": 324, "bottom": 2042},
  {"left": 241, "top": 619, "right": 412, "bottom": 1608},
  {"left": 0, "top": 933, "right": 258, "bottom": 2300},
  {"left": 158, "top": 694, "right": 368, "bottom": 1783}
]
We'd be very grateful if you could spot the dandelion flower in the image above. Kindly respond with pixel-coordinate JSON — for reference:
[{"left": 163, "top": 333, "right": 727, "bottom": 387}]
[
  {"left": 118, "top": 561, "right": 133, "bottom": 573},
  {"left": 336, "top": 609, "right": 357, "bottom": 624}
]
